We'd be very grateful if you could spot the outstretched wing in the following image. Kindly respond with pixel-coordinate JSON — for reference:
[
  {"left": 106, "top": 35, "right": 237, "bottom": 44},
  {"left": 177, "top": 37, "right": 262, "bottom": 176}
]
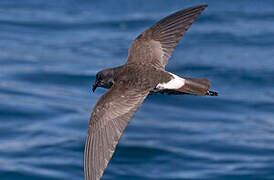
[
  {"left": 126, "top": 5, "right": 207, "bottom": 69},
  {"left": 84, "top": 86, "right": 148, "bottom": 180}
]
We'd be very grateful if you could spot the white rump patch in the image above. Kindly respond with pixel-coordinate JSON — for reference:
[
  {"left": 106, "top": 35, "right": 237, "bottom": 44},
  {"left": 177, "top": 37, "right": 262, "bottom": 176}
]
[{"left": 156, "top": 72, "right": 185, "bottom": 90}]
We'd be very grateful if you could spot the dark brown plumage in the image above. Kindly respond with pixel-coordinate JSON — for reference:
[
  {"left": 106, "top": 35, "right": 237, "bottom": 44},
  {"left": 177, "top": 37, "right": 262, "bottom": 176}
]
[
  {"left": 127, "top": 4, "right": 208, "bottom": 68},
  {"left": 84, "top": 4, "right": 217, "bottom": 180},
  {"left": 84, "top": 86, "right": 148, "bottom": 179}
]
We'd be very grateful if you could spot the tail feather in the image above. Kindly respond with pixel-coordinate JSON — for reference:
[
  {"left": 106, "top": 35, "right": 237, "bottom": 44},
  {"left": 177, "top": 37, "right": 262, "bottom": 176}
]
[
  {"left": 178, "top": 78, "right": 210, "bottom": 96},
  {"left": 151, "top": 75, "right": 218, "bottom": 96}
]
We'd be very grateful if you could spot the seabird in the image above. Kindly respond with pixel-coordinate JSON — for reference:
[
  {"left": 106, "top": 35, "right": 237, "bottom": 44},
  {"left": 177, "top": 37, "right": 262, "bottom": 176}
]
[{"left": 84, "top": 4, "right": 217, "bottom": 180}]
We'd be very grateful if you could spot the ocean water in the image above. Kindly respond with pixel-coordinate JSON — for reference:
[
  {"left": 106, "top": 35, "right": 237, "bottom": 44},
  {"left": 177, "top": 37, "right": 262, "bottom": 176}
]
[{"left": 1, "top": 0, "right": 274, "bottom": 179}]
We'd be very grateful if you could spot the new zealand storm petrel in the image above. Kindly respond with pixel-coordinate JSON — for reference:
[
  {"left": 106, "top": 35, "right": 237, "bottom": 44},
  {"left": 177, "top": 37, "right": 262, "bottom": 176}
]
[{"left": 84, "top": 4, "right": 218, "bottom": 180}]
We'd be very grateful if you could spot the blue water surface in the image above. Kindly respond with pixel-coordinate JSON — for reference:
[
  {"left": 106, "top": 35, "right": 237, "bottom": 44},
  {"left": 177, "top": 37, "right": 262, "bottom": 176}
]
[{"left": 1, "top": 0, "right": 274, "bottom": 179}]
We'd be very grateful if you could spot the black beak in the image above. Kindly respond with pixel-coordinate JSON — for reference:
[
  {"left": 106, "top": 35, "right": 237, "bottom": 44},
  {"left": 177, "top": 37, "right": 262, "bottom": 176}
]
[{"left": 92, "top": 81, "right": 98, "bottom": 92}]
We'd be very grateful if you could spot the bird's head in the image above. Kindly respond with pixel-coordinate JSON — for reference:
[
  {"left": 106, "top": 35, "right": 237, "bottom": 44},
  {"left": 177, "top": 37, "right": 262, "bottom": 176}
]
[{"left": 92, "top": 69, "right": 114, "bottom": 92}]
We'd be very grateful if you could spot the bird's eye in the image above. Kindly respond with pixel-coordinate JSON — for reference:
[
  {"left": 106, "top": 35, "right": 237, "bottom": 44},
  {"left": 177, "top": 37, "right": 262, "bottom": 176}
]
[
  {"left": 99, "top": 75, "right": 103, "bottom": 80},
  {"left": 96, "top": 74, "right": 102, "bottom": 80}
]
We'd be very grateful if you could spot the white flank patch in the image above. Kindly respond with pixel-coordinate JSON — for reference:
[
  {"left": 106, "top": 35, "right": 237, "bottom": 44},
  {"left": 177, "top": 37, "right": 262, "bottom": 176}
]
[{"left": 156, "top": 72, "right": 185, "bottom": 90}]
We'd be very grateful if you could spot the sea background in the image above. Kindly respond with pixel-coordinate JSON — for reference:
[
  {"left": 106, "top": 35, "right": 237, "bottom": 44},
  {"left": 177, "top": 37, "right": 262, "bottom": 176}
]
[{"left": 1, "top": 0, "right": 274, "bottom": 179}]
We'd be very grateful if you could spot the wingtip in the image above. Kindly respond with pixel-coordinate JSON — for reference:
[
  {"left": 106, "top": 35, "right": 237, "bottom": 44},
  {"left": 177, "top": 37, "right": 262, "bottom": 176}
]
[
  {"left": 195, "top": 4, "right": 208, "bottom": 10},
  {"left": 186, "top": 4, "right": 208, "bottom": 14},
  {"left": 200, "top": 4, "right": 208, "bottom": 8},
  {"left": 187, "top": 4, "right": 208, "bottom": 10}
]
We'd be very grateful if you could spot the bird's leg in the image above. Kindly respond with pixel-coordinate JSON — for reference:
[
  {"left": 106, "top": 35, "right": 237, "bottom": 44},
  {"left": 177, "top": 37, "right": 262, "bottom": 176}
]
[
  {"left": 206, "top": 90, "right": 218, "bottom": 96},
  {"left": 149, "top": 89, "right": 218, "bottom": 96},
  {"left": 149, "top": 89, "right": 188, "bottom": 95}
]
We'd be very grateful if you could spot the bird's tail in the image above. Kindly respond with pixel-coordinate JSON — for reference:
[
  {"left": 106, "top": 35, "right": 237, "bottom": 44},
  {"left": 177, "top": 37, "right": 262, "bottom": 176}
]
[
  {"left": 150, "top": 78, "right": 218, "bottom": 96},
  {"left": 180, "top": 78, "right": 211, "bottom": 96},
  {"left": 173, "top": 78, "right": 218, "bottom": 96}
]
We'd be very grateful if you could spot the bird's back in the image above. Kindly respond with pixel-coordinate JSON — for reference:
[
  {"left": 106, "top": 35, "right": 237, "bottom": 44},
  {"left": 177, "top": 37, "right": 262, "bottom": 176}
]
[{"left": 114, "top": 64, "right": 172, "bottom": 91}]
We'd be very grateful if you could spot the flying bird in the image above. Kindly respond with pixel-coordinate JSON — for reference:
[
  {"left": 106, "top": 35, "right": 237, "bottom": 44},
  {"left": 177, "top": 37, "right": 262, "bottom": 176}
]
[{"left": 84, "top": 4, "right": 217, "bottom": 180}]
